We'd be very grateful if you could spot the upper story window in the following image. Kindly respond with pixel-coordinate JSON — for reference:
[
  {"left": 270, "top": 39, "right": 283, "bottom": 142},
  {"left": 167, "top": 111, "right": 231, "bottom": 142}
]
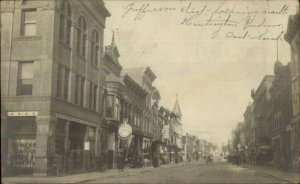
[
  {"left": 105, "top": 95, "right": 114, "bottom": 118},
  {"left": 18, "top": 62, "right": 34, "bottom": 95},
  {"left": 56, "top": 64, "right": 70, "bottom": 100},
  {"left": 105, "top": 95, "right": 121, "bottom": 120},
  {"left": 75, "top": 74, "right": 85, "bottom": 106},
  {"left": 21, "top": 9, "right": 37, "bottom": 36},
  {"left": 115, "top": 97, "right": 120, "bottom": 120},
  {"left": 77, "top": 16, "right": 87, "bottom": 57},
  {"left": 91, "top": 30, "right": 99, "bottom": 66},
  {"left": 89, "top": 83, "right": 97, "bottom": 111},
  {"left": 64, "top": 69, "right": 70, "bottom": 99},
  {"left": 59, "top": 0, "right": 72, "bottom": 45}
]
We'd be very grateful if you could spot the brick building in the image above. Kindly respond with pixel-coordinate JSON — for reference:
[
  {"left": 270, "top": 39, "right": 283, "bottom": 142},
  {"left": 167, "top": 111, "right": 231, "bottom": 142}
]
[
  {"left": 251, "top": 76, "right": 274, "bottom": 153},
  {"left": 268, "top": 61, "right": 293, "bottom": 170},
  {"left": 121, "top": 67, "right": 158, "bottom": 167},
  {"left": 1, "top": 0, "right": 110, "bottom": 176},
  {"left": 101, "top": 35, "right": 124, "bottom": 169},
  {"left": 243, "top": 103, "right": 255, "bottom": 163},
  {"left": 169, "top": 97, "right": 183, "bottom": 162},
  {"left": 285, "top": 10, "right": 300, "bottom": 171}
]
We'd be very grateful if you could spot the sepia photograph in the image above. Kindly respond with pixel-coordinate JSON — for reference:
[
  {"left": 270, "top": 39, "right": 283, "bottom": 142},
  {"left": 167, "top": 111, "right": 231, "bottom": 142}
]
[{"left": 1, "top": 0, "right": 300, "bottom": 183}]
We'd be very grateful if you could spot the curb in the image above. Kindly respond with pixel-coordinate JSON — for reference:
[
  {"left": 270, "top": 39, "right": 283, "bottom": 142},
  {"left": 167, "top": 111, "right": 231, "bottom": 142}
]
[
  {"left": 1, "top": 163, "right": 190, "bottom": 184},
  {"left": 75, "top": 162, "right": 189, "bottom": 183},
  {"left": 242, "top": 164, "right": 299, "bottom": 184}
]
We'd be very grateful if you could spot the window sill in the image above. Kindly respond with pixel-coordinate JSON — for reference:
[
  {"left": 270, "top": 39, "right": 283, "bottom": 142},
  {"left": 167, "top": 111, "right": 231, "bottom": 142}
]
[
  {"left": 13, "top": 35, "right": 42, "bottom": 41},
  {"left": 16, "top": 94, "right": 33, "bottom": 96},
  {"left": 105, "top": 117, "right": 121, "bottom": 121},
  {"left": 76, "top": 53, "right": 87, "bottom": 62},
  {"left": 59, "top": 40, "right": 71, "bottom": 50}
]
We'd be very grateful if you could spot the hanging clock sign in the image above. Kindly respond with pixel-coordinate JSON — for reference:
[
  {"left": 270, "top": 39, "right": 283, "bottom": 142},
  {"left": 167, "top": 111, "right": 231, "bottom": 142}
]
[{"left": 118, "top": 118, "right": 132, "bottom": 139}]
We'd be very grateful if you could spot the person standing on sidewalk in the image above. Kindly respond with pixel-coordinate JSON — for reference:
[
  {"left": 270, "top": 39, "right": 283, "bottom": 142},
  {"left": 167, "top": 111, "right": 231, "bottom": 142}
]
[{"left": 117, "top": 149, "right": 126, "bottom": 172}]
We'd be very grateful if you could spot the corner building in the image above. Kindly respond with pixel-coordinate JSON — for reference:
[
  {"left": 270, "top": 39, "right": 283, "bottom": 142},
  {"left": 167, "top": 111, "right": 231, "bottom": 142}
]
[{"left": 1, "top": 0, "right": 110, "bottom": 176}]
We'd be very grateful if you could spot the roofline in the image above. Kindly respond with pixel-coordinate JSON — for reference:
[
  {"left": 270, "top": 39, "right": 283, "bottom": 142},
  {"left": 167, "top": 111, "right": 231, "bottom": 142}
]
[
  {"left": 145, "top": 66, "right": 157, "bottom": 81},
  {"left": 256, "top": 75, "right": 274, "bottom": 93},
  {"left": 123, "top": 74, "right": 148, "bottom": 96}
]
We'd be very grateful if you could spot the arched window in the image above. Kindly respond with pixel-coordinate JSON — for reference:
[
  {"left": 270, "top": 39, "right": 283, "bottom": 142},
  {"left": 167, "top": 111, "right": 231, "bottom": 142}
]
[
  {"left": 59, "top": 0, "right": 72, "bottom": 45},
  {"left": 77, "top": 16, "right": 87, "bottom": 57},
  {"left": 91, "top": 30, "right": 99, "bottom": 66}
]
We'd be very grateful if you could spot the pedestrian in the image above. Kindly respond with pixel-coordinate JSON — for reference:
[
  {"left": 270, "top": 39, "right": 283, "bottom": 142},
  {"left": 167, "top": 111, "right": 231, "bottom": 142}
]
[{"left": 117, "top": 150, "right": 126, "bottom": 172}]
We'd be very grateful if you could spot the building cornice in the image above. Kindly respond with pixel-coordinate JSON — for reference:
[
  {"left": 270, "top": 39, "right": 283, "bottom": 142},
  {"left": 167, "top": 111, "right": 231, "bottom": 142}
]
[{"left": 284, "top": 14, "right": 300, "bottom": 43}]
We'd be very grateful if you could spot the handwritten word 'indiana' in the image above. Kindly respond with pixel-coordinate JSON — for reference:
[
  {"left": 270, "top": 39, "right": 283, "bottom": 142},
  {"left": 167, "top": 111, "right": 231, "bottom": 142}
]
[{"left": 121, "top": 2, "right": 177, "bottom": 20}]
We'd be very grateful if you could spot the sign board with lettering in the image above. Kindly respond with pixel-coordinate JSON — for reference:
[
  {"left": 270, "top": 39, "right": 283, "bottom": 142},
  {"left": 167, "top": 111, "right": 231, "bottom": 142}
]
[{"left": 7, "top": 111, "right": 38, "bottom": 117}]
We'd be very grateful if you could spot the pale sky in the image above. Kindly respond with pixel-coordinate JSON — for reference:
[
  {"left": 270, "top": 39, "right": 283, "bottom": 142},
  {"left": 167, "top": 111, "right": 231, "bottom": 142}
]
[{"left": 103, "top": 0, "right": 298, "bottom": 148}]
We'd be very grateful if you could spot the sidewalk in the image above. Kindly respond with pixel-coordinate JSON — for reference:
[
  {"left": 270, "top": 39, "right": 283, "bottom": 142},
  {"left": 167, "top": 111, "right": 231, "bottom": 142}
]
[
  {"left": 2, "top": 162, "right": 189, "bottom": 184},
  {"left": 242, "top": 163, "right": 300, "bottom": 183}
]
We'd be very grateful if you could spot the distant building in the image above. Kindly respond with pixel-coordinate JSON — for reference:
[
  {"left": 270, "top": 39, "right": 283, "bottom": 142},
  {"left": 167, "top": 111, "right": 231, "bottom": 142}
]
[
  {"left": 182, "top": 133, "right": 193, "bottom": 162},
  {"left": 251, "top": 75, "right": 274, "bottom": 149},
  {"left": 285, "top": 10, "right": 300, "bottom": 171},
  {"left": 159, "top": 106, "right": 172, "bottom": 164},
  {"left": 1, "top": 0, "right": 110, "bottom": 176},
  {"left": 268, "top": 61, "right": 293, "bottom": 170},
  {"left": 169, "top": 96, "right": 183, "bottom": 162},
  {"left": 243, "top": 103, "right": 255, "bottom": 163}
]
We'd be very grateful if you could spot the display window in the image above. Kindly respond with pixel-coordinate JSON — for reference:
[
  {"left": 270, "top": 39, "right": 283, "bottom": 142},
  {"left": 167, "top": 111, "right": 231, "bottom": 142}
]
[
  {"left": 6, "top": 117, "right": 37, "bottom": 169},
  {"left": 7, "top": 138, "right": 36, "bottom": 168}
]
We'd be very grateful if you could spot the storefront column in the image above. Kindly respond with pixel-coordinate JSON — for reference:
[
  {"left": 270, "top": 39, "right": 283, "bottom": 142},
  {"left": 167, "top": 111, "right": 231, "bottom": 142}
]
[
  {"left": 95, "top": 125, "right": 100, "bottom": 156},
  {"left": 1, "top": 115, "right": 8, "bottom": 176},
  {"left": 64, "top": 121, "right": 70, "bottom": 154},
  {"left": 108, "top": 130, "right": 115, "bottom": 169},
  {"left": 292, "top": 125, "right": 299, "bottom": 171},
  {"left": 64, "top": 121, "right": 70, "bottom": 173},
  {"left": 120, "top": 100, "right": 124, "bottom": 121},
  {"left": 34, "top": 115, "right": 56, "bottom": 176}
]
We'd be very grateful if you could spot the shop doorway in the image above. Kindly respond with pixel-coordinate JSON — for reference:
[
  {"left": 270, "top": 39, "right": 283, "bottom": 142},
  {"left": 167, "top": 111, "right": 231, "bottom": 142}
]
[{"left": 68, "top": 122, "right": 87, "bottom": 172}]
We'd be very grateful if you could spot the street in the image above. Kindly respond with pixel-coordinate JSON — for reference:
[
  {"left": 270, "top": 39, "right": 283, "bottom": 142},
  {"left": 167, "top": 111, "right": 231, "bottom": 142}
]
[{"left": 85, "top": 161, "right": 289, "bottom": 184}]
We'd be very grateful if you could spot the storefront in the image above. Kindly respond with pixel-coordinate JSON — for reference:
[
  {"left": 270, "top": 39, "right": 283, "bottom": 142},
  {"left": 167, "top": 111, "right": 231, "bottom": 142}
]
[
  {"left": 272, "top": 135, "right": 281, "bottom": 168},
  {"left": 159, "top": 144, "right": 170, "bottom": 165},
  {"left": 101, "top": 124, "right": 118, "bottom": 170},
  {"left": 143, "top": 138, "right": 152, "bottom": 167},
  {"left": 5, "top": 116, "right": 37, "bottom": 175},
  {"left": 54, "top": 114, "right": 97, "bottom": 174},
  {"left": 291, "top": 123, "right": 300, "bottom": 172},
  {"left": 169, "top": 145, "right": 178, "bottom": 164},
  {"left": 151, "top": 141, "right": 162, "bottom": 167},
  {"left": 127, "top": 134, "right": 143, "bottom": 168}
]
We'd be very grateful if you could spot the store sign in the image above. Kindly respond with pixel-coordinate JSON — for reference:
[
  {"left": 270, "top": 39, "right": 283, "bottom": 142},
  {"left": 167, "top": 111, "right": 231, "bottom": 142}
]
[
  {"left": 88, "top": 128, "right": 95, "bottom": 138},
  {"left": 84, "top": 141, "right": 90, "bottom": 150},
  {"left": 162, "top": 125, "right": 169, "bottom": 139},
  {"left": 7, "top": 111, "right": 38, "bottom": 117},
  {"left": 118, "top": 119, "right": 132, "bottom": 139},
  {"left": 56, "top": 113, "right": 96, "bottom": 127}
]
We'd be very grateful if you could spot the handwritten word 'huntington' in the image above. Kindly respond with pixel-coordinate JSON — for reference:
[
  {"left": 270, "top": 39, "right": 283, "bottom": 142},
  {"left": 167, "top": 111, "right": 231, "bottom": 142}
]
[{"left": 121, "top": 2, "right": 177, "bottom": 20}]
